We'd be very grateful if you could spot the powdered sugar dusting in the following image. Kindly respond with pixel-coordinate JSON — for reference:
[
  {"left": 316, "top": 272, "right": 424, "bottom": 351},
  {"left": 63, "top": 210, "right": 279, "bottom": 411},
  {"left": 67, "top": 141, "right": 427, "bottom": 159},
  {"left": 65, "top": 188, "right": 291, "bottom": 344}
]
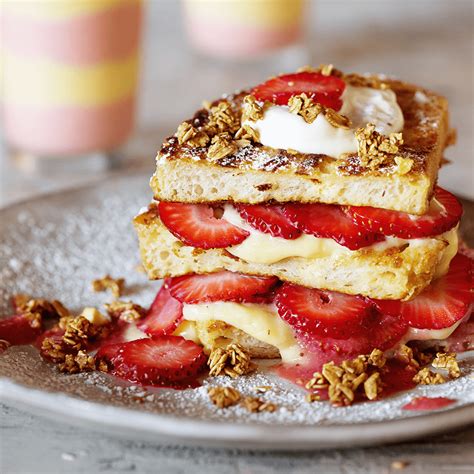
[{"left": 0, "top": 174, "right": 473, "bottom": 428}]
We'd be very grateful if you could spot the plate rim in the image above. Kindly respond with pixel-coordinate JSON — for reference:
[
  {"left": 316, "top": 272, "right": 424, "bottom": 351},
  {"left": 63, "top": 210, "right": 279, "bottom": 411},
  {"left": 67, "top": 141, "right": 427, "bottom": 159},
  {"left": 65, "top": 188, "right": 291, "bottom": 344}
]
[
  {"left": 2, "top": 377, "right": 473, "bottom": 450},
  {"left": 1, "top": 174, "right": 473, "bottom": 450}
]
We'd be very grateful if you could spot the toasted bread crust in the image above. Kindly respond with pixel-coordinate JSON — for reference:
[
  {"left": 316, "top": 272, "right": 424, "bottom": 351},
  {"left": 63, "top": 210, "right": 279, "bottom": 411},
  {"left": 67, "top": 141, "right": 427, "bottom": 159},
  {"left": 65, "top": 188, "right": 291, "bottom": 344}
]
[
  {"left": 151, "top": 79, "right": 452, "bottom": 215},
  {"left": 134, "top": 210, "right": 453, "bottom": 301}
]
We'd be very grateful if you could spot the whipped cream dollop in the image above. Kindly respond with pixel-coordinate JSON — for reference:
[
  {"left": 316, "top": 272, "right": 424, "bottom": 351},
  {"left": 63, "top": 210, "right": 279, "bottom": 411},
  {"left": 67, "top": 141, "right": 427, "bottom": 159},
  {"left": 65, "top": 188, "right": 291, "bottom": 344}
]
[{"left": 243, "top": 85, "right": 404, "bottom": 157}]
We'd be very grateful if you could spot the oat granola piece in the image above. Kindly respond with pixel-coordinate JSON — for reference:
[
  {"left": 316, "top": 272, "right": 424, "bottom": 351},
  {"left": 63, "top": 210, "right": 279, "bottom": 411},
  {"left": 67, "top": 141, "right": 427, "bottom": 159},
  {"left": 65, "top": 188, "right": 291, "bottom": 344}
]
[
  {"left": 208, "top": 386, "right": 241, "bottom": 408},
  {"left": 241, "top": 95, "right": 264, "bottom": 122},
  {"left": 394, "top": 344, "right": 419, "bottom": 367},
  {"left": 208, "top": 343, "right": 256, "bottom": 378},
  {"left": 234, "top": 124, "right": 259, "bottom": 142},
  {"left": 288, "top": 93, "right": 323, "bottom": 124},
  {"left": 207, "top": 100, "right": 240, "bottom": 135},
  {"left": 354, "top": 123, "right": 404, "bottom": 170},
  {"left": 208, "top": 132, "right": 239, "bottom": 160},
  {"left": 413, "top": 367, "right": 447, "bottom": 385},
  {"left": 62, "top": 316, "right": 102, "bottom": 349},
  {"left": 241, "top": 396, "right": 277, "bottom": 413},
  {"left": 364, "top": 372, "right": 382, "bottom": 400},
  {"left": 367, "top": 348, "right": 387, "bottom": 368},
  {"left": 305, "top": 393, "right": 321, "bottom": 403},
  {"left": 344, "top": 73, "right": 389, "bottom": 90},
  {"left": 91, "top": 275, "right": 125, "bottom": 299},
  {"left": 253, "top": 385, "right": 272, "bottom": 393},
  {"left": 305, "top": 372, "right": 329, "bottom": 390},
  {"left": 432, "top": 352, "right": 461, "bottom": 378},
  {"left": 104, "top": 301, "right": 147, "bottom": 322},
  {"left": 58, "top": 350, "right": 97, "bottom": 374},
  {"left": 13, "top": 295, "right": 70, "bottom": 321},
  {"left": 176, "top": 121, "right": 210, "bottom": 147}
]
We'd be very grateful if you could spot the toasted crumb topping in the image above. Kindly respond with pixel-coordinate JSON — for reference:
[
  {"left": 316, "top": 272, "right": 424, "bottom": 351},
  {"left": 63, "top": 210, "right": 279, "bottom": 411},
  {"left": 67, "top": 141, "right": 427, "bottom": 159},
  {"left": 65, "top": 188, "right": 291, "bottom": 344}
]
[
  {"left": 104, "top": 300, "right": 147, "bottom": 322},
  {"left": 58, "top": 350, "right": 97, "bottom": 374},
  {"left": 207, "top": 101, "right": 240, "bottom": 135},
  {"left": 208, "top": 343, "right": 256, "bottom": 378},
  {"left": 355, "top": 122, "right": 404, "bottom": 169},
  {"left": 367, "top": 348, "right": 387, "bottom": 368},
  {"left": 91, "top": 275, "right": 125, "bottom": 299},
  {"left": 241, "top": 396, "right": 277, "bottom": 413},
  {"left": 176, "top": 121, "right": 210, "bottom": 147},
  {"left": 208, "top": 386, "right": 241, "bottom": 408},
  {"left": 413, "top": 367, "right": 447, "bottom": 385},
  {"left": 208, "top": 132, "right": 239, "bottom": 160},
  {"left": 432, "top": 352, "right": 461, "bottom": 378}
]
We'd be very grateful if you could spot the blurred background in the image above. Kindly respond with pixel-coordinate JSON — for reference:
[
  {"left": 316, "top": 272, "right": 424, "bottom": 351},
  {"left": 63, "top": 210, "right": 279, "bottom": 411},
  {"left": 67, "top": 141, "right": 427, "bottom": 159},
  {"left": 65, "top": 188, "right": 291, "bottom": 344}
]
[{"left": 1, "top": 0, "right": 473, "bottom": 206}]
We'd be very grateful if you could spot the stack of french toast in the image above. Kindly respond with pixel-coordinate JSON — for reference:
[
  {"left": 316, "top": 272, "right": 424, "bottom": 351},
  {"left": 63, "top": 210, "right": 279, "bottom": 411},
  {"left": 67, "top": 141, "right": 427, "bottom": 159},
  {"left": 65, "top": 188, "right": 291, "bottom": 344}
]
[{"left": 134, "top": 65, "right": 472, "bottom": 369}]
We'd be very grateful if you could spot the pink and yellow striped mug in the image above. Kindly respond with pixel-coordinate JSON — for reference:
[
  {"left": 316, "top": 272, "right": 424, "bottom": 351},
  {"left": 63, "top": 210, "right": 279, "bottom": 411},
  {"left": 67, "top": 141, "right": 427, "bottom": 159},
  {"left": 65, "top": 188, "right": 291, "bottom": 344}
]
[{"left": 1, "top": 0, "right": 143, "bottom": 157}]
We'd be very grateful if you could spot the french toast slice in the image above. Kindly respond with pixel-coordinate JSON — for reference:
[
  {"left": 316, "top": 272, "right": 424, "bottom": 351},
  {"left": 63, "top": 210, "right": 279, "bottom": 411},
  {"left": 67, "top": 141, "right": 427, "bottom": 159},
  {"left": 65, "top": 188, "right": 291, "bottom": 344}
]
[
  {"left": 151, "top": 79, "right": 454, "bottom": 215},
  {"left": 134, "top": 209, "right": 457, "bottom": 301}
]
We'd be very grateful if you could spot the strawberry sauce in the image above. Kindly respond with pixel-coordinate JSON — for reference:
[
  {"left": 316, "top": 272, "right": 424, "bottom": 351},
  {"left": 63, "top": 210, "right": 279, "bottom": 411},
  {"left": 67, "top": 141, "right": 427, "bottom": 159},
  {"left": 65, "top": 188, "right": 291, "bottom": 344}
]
[{"left": 402, "top": 396, "right": 456, "bottom": 411}]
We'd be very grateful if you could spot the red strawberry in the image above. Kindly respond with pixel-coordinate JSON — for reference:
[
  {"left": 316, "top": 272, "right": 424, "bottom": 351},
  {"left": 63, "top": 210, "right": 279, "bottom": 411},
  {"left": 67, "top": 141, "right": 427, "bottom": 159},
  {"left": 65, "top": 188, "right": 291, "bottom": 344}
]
[
  {"left": 346, "top": 187, "right": 463, "bottom": 239},
  {"left": 296, "top": 313, "right": 408, "bottom": 357},
  {"left": 95, "top": 343, "right": 124, "bottom": 366},
  {"left": 0, "top": 315, "right": 42, "bottom": 345},
  {"left": 159, "top": 202, "right": 249, "bottom": 249},
  {"left": 275, "top": 283, "right": 373, "bottom": 339},
  {"left": 282, "top": 202, "right": 383, "bottom": 250},
  {"left": 235, "top": 204, "right": 301, "bottom": 239},
  {"left": 252, "top": 72, "right": 345, "bottom": 110},
  {"left": 374, "top": 254, "right": 473, "bottom": 330},
  {"left": 138, "top": 285, "right": 183, "bottom": 336},
  {"left": 111, "top": 336, "right": 206, "bottom": 385},
  {"left": 169, "top": 271, "right": 278, "bottom": 304}
]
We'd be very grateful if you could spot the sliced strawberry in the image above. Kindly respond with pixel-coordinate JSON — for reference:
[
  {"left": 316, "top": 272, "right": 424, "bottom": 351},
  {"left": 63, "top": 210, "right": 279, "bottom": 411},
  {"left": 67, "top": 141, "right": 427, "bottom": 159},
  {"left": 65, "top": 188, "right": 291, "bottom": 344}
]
[
  {"left": 282, "top": 203, "right": 383, "bottom": 250},
  {"left": 111, "top": 336, "right": 207, "bottom": 385},
  {"left": 374, "top": 253, "right": 473, "bottom": 329},
  {"left": 159, "top": 202, "right": 249, "bottom": 249},
  {"left": 296, "top": 313, "right": 408, "bottom": 357},
  {"left": 169, "top": 271, "right": 278, "bottom": 304},
  {"left": 0, "top": 315, "right": 42, "bottom": 345},
  {"left": 275, "top": 283, "right": 373, "bottom": 339},
  {"left": 138, "top": 285, "right": 183, "bottom": 336},
  {"left": 235, "top": 204, "right": 301, "bottom": 239},
  {"left": 346, "top": 187, "right": 463, "bottom": 239},
  {"left": 95, "top": 343, "right": 124, "bottom": 366},
  {"left": 252, "top": 72, "right": 345, "bottom": 110}
]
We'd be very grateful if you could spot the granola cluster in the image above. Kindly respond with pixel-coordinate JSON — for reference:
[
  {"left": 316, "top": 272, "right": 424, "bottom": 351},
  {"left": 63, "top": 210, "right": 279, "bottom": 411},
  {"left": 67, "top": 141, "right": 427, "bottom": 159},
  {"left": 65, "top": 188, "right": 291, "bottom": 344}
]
[
  {"left": 176, "top": 99, "right": 254, "bottom": 159},
  {"left": 104, "top": 300, "right": 147, "bottom": 322},
  {"left": 92, "top": 275, "right": 125, "bottom": 299},
  {"left": 306, "top": 349, "right": 386, "bottom": 406},
  {"left": 207, "top": 386, "right": 277, "bottom": 412},
  {"left": 354, "top": 122, "right": 408, "bottom": 171},
  {"left": 13, "top": 294, "right": 70, "bottom": 330},
  {"left": 287, "top": 93, "right": 351, "bottom": 128},
  {"left": 208, "top": 343, "right": 256, "bottom": 378}
]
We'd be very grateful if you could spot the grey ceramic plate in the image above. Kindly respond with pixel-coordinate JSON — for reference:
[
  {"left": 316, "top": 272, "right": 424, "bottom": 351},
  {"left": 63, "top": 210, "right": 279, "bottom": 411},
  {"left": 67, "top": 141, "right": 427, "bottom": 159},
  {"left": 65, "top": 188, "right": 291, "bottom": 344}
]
[{"left": 0, "top": 173, "right": 473, "bottom": 450}]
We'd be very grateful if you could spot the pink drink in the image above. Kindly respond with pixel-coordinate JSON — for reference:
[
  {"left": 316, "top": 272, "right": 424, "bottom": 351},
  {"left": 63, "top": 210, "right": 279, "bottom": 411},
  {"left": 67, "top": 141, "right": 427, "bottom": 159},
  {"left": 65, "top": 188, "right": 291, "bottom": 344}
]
[
  {"left": 1, "top": 1, "right": 143, "bottom": 157},
  {"left": 183, "top": 0, "right": 305, "bottom": 59}
]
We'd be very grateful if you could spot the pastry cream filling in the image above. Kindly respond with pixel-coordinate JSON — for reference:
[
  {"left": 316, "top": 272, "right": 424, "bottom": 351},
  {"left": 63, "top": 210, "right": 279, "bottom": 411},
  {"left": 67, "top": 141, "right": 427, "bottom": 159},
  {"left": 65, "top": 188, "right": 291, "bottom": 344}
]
[
  {"left": 244, "top": 85, "right": 404, "bottom": 157},
  {"left": 181, "top": 302, "right": 302, "bottom": 363},
  {"left": 222, "top": 205, "right": 459, "bottom": 279},
  {"left": 177, "top": 301, "right": 464, "bottom": 362}
]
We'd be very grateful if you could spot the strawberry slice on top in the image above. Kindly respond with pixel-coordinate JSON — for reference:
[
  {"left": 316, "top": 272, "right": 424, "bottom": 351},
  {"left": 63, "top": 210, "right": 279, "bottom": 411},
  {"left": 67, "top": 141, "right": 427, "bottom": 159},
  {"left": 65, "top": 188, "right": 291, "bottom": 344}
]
[
  {"left": 111, "top": 336, "right": 207, "bottom": 386},
  {"left": 252, "top": 72, "right": 345, "bottom": 110},
  {"left": 282, "top": 202, "right": 383, "bottom": 250},
  {"left": 373, "top": 253, "right": 473, "bottom": 329},
  {"left": 159, "top": 202, "right": 249, "bottom": 249},
  {"left": 346, "top": 187, "right": 463, "bottom": 239},
  {"left": 169, "top": 271, "right": 279, "bottom": 304},
  {"left": 275, "top": 283, "right": 373, "bottom": 339},
  {"left": 235, "top": 203, "right": 301, "bottom": 239},
  {"left": 138, "top": 284, "right": 183, "bottom": 336}
]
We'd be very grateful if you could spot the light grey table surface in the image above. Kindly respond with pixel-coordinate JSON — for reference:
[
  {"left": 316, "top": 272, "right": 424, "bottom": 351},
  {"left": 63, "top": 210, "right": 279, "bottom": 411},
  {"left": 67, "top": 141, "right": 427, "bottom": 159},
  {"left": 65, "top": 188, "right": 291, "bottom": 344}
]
[{"left": 1, "top": 1, "right": 473, "bottom": 472}]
